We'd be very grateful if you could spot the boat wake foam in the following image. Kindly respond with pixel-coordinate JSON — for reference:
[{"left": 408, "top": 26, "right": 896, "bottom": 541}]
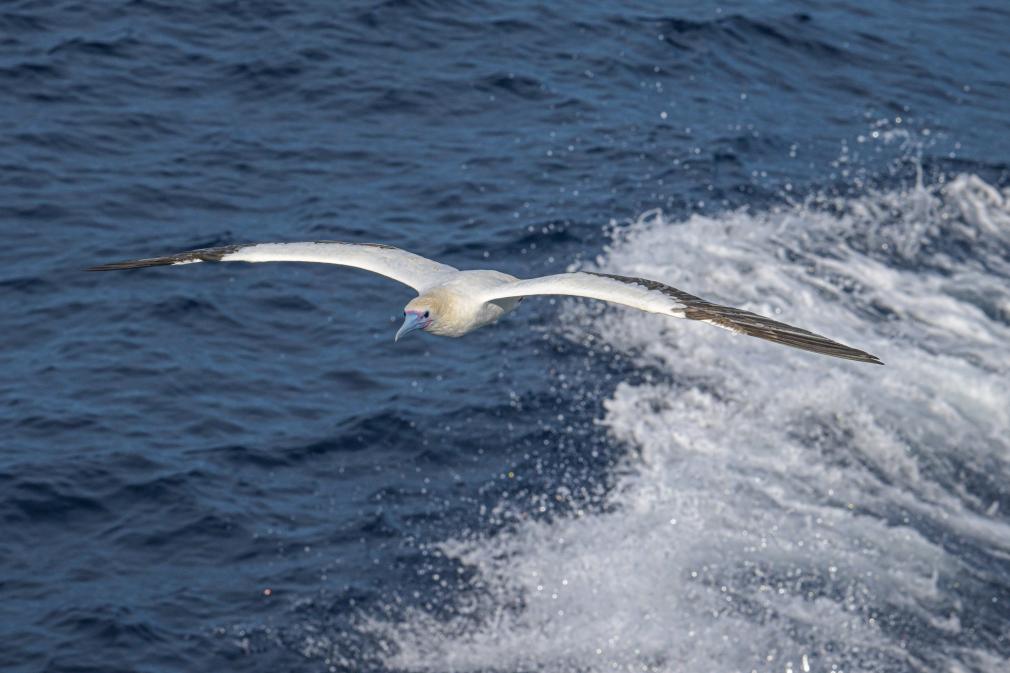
[{"left": 367, "top": 173, "right": 1010, "bottom": 673}]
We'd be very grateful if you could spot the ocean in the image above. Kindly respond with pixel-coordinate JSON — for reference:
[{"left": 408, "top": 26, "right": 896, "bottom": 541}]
[{"left": 2, "top": 1, "right": 1009, "bottom": 671}]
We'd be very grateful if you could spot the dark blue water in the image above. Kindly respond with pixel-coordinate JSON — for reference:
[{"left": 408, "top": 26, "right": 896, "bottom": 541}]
[{"left": 3, "top": 2, "right": 1010, "bottom": 671}]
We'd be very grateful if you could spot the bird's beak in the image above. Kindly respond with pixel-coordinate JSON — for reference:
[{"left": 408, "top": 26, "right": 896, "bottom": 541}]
[{"left": 395, "top": 311, "right": 426, "bottom": 342}]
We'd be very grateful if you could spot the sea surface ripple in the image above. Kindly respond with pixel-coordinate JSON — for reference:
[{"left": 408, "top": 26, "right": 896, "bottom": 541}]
[{"left": 2, "top": 1, "right": 1009, "bottom": 672}]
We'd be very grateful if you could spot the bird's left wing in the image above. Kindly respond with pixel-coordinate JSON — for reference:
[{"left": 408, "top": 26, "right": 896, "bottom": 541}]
[
  {"left": 88, "top": 241, "right": 457, "bottom": 292},
  {"left": 481, "top": 272, "right": 882, "bottom": 364}
]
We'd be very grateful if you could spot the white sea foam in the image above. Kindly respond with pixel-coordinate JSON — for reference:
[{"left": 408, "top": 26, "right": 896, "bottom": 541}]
[{"left": 368, "top": 174, "right": 1010, "bottom": 673}]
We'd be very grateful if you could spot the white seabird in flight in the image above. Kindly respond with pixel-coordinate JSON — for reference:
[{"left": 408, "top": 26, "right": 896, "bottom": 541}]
[{"left": 89, "top": 241, "right": 882, "bottom": 364}]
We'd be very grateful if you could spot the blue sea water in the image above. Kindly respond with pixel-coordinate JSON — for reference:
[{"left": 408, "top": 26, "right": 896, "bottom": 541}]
[{"left": 3, "top": 1, "right": 1010, "bottom": 671}]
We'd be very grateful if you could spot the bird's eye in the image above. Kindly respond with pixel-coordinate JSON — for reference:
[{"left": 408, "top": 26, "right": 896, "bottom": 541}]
[{"left": 423, "top": 311, "right": 430, "bottom": 318}]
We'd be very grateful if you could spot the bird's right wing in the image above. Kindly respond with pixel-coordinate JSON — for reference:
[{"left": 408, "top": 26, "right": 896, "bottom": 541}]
[
  {"left": 482, "top": 271, "right": 882, "bottom": 364},
  {"left": 88, "top": 241, "right": 457, "bottom": 292}
]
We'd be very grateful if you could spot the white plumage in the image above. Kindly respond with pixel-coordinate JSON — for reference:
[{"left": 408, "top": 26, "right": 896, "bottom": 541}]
[{"left": 89, "top": 240, "right": 882, "bottom": 364}]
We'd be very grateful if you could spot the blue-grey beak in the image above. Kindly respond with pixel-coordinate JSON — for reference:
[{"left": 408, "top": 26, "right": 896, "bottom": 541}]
[{"left": 395, "top": 311, "right": 426, "bottom": 342}]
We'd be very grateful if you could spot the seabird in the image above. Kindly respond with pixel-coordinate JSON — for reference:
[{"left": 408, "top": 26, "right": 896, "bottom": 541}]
[{"left": 88, "top": 241, "right": 882, "bottom": 364}]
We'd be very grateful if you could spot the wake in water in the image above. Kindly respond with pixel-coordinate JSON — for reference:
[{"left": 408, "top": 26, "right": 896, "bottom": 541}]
[{"left": 364, "top": 173, "right": 1010, "bottom": 673}]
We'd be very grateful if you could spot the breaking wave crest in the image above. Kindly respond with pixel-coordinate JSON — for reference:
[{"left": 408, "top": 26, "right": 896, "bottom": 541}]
[{"left": 367, "top": 173, "right": 1010, "bottom": 673}]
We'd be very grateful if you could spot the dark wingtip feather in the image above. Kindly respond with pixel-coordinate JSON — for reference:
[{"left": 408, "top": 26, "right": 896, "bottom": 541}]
[
  {"left": 587, "top": 272, "right": 884, "bottom": 366},
  {"left": 86, "top": 245, "right": 242, "bottom": 272},
  {"left": 87, "top": 257, "right": 178, "bottom": 271},
  {"left": 696, "top": 310, "right": 884, "bottom": 365}
]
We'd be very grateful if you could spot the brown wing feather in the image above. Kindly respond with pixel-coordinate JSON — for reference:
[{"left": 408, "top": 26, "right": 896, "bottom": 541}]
[
  {"left": 588, "top": 273, "right": 883, "bottom": 365},
  {"left": 87, "top": 245, "right": 242, "bottom": 271}
]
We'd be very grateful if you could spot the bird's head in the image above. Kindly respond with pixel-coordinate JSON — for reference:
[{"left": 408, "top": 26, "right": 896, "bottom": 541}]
[{"left": 395, "top": 298, "right": 437, "bottom": 341}]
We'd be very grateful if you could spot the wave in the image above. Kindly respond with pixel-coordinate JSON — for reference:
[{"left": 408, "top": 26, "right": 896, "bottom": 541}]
[{"left": 364, "top": 173, "right": 1010, "bottom": 673}]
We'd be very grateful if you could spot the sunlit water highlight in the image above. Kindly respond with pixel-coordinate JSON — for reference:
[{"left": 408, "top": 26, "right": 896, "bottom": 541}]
[
  {"left": 4, "top": 2, "right": 1010, "bottom": 671},
  {"left": 367, "top": 174, "right": 1010, "bottom": 673}
]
